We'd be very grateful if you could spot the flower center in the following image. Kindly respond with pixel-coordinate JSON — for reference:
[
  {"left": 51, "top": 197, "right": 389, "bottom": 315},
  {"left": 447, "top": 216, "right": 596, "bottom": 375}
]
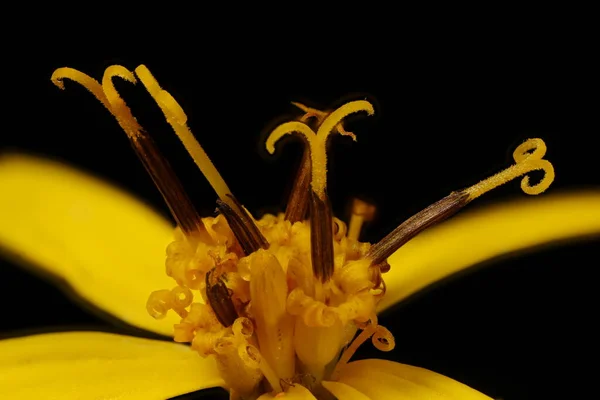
[
  {"left": 52, "top": 63, "right": 555, "bottom": 400},
  {"left": 148, "top": 211, "right": 389, "bottom": 397}
]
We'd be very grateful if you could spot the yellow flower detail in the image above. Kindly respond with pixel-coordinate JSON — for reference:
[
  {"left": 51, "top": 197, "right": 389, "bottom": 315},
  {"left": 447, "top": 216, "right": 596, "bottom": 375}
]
[
  {"left": 51, "top": 63, "right": 555, "bottom": 399},
  {"left": 0, "top": 63, "right": 597, "bottom": 400},
  {"left": 266, "top": 99, "right": 374, "bottom": 199}
]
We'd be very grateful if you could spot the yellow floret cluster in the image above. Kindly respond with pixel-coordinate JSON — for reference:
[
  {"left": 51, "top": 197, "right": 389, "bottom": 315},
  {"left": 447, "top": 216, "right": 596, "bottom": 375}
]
[{"left": 147, "top": 213, "right": 390, "bottom": 395}]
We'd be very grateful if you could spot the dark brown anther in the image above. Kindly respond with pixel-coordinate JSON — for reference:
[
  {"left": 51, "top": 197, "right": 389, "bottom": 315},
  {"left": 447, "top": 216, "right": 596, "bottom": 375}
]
[
  {"left": 309, "top": 191, "right": 335, "bottom": 282},
  {"left": 367, "top": 191, "right": 470, "bottom": 265},
  {"left": 132, "top": 135, "right": 206, "bottom": 236},
  {"left": 285, "top": 148, "right": 311, "bottom": 223},
  {"left": 216, "top": 197, "right": 269, "bottom": 255},
  {"left": 205, "top": 268, "right": 238, "bottom": 327}
]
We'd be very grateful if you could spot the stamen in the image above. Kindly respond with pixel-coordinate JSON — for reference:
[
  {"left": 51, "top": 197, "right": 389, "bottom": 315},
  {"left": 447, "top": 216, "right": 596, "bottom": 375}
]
[
  {"left": 465, "top": 138, "right": 555, "bottom": 199},
  {"left": 216, "top": 198, "right": 269, "bottom": 255},
  {"left": 367, "top": 191, "right": 470, "bottom": 265},
  {"left": 310, "top": 191, "right": 335, "bottom": 282},
  {"left": 134, "top": 65, "right": 236, "bottom": 208},
  {"left": 368, "top": 138, "right": 555, "bottom": 265},
  {"left": 51, "top": 67, "right": 206, "bottom": 236},
  {"left": 266, "top": 100, "right": 374, "bottom": 281},
  {"left": 205, "top": 267, "right": 238, "bottom": 327},
  {"left": 284, "top": 148, "right": 311, "bottom": 223},
  {"left": 347, "top": 198, "right": 376, "bottom": 241}
]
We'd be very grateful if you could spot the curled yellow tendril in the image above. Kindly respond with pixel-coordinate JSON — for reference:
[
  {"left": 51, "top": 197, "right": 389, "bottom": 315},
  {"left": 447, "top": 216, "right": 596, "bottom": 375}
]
[
  {"left": 146, "top": 286, "right": 193, "bottom": 319},
  {"left": 51, "top": 68, "right": 111, "bottom": 110},
  {"left": 292, "top": 102, "right": 355, "bottom": 138},
  {"left": 212, "top": 336, "right": 263, "bottom": 394},
  {"left": 232, "top": 317, "right": 254, "bottom": 338},
  {"left": 330, "top": 315, "right": 395, "bottom": 380},
  {"left": 287, "top": 287, "right": 373, "bottom": 327},
  {"left": 465, "top": 138, "right": 555, "bottom": 200},
  {"left": 266, "top": 100, "right": 374, "bottom": 199},
  {"left": 371, "top": 325, "right": 395, "bottom": 351},
  {"left": 53, "top": 64, "right": 234, "bottom": 207},
  {"left": 52, "top": 66, "right": 145, "bottom": 141}
]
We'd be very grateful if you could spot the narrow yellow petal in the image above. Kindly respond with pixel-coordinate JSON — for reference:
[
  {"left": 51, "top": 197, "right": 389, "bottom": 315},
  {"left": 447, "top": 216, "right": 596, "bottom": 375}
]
[
  {"left": 322, "top": 380, "right": 372, "bottom": 399},
  {"left": 0, "top": 154, "right": 179, "bottom": 336},
  {"left": 379, "top": 191, "right": 600, "bottom": 312},
  {"left": 0, "top": 331, "right": 224, "bottom": 399},
  {"left": 336, "top": 359, "right": 491, "bottom": 399}
]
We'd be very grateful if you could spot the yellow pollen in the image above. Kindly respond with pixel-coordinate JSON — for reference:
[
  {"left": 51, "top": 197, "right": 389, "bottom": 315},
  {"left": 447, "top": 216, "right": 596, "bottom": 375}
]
[{"left": 266, "top": 100, "right": 374, "bottom": 199}]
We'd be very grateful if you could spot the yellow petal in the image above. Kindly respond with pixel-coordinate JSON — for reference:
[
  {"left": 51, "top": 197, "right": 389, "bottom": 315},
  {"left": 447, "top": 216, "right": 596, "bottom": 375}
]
[
  {"left": 379, "top": 191, "right": 600, "bottom": 312},
  {"left": 257, "top": 384, "right": 317, "bottom": 399},
  {"left": 0, "top": 331, "right": 224, "bottom": 399},
  {"left": 322, "top": 380, "right": 372, "bottom": 399},
  {"left": 333, "top": 359, "right": 491, "bottom": 399},
  {"left": 0, "top": 154, "right": 179, "bottom": 336}
]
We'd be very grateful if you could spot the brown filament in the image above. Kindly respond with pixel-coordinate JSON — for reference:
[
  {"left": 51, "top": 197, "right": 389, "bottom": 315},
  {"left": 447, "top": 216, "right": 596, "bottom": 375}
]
[
  {"left": 285, "top": 148, "right": 311, "bottom": 223},
  {"left": 309, "top": 191, "right": 334, "bottom": 282},
  {"left": 216, "top": 198, "right": 269, "bottom": 255},
  {"left": 368, "top": 191, "right": 470, "bottom": 265}
]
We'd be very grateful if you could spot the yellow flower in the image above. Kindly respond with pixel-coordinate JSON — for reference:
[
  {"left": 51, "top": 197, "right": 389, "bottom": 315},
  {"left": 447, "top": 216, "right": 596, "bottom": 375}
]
[{"left": 0, "top": 64, "right": 599, "bottom": 400}]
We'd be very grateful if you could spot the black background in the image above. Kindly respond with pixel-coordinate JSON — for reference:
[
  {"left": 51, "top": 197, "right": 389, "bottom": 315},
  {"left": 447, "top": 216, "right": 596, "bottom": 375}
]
[{"left": 2, "top": 26, "right": 599, "bottom": 400}]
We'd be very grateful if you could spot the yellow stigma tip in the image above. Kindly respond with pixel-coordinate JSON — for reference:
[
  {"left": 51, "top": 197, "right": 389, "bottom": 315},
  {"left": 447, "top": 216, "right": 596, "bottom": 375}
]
[
  {"left": 266, "top": 100, "right": 375, "bottom": 198},
  {"left": 51, "top": 67, "right": 111, "bottom": 111},
  {"left": 465, "top": 138, "right": 555, "bottom": 200}
]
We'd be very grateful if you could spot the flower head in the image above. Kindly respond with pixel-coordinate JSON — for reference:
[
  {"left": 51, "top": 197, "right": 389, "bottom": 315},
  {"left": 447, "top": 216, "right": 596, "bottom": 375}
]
[
  {"left": 50, "top": 63, "right": 555, "bottom": 399},
  {"left": 0, "top": 63, "right": 598, "bottom": 400}
]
